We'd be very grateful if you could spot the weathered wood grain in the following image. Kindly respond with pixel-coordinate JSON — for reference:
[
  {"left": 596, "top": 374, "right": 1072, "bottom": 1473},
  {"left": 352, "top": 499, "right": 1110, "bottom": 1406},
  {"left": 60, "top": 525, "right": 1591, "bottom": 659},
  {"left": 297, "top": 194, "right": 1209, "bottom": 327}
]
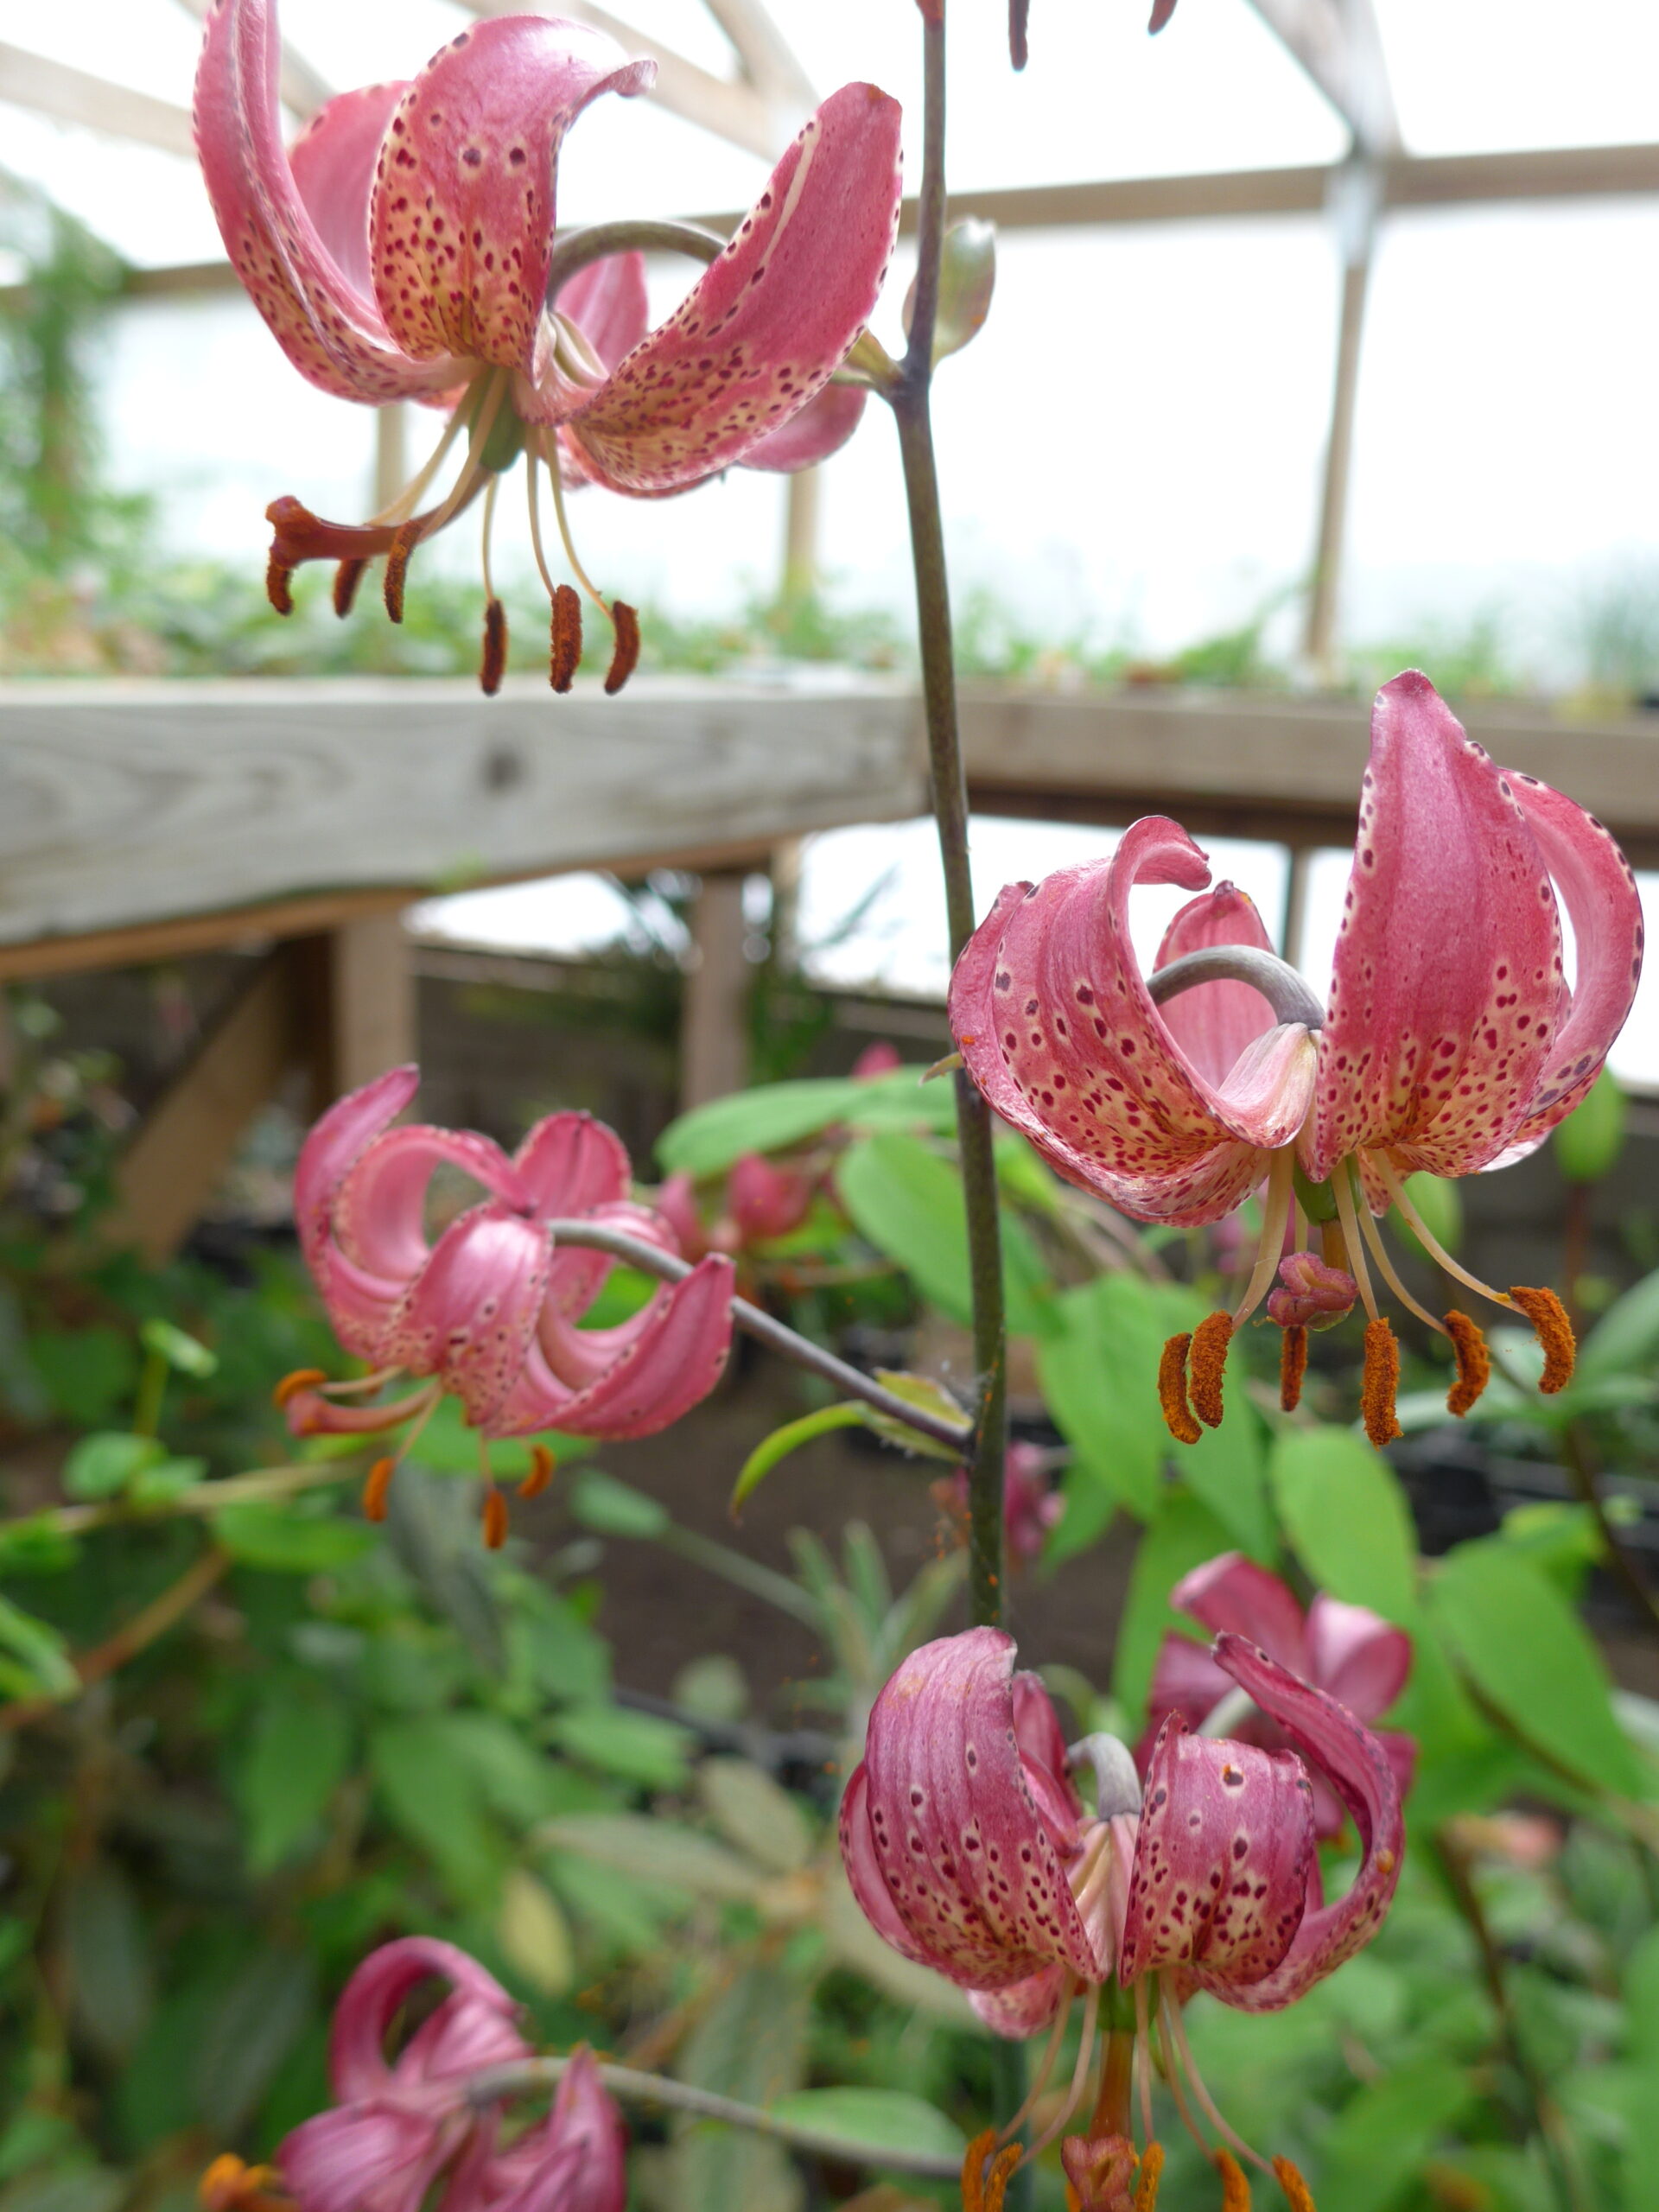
[{"left": 0, "top": 677, "right": 925, "bottom": 959}]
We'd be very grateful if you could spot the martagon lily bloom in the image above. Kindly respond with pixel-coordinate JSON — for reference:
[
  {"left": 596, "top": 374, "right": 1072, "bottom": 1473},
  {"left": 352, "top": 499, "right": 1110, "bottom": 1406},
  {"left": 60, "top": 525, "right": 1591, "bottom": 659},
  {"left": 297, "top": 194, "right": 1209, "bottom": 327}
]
[
  {"left": 275, "top": 1065, "right": 734, "bottom": 1541},
  {"left": 1142, "top": 1553, "right": 1415, "bottom": 1841},
  {"left": 948, "top": 671, "right": 1645, "bottom": 1446},
  {"left": 194, "top": 2, "right": 903, "bottom": 690},
  {"left": 199, "top": 1938, "right": 625, "bottom": 2212},
  {"left": 840, "top": 1626, "right": 1404, "bottom": 2209}
]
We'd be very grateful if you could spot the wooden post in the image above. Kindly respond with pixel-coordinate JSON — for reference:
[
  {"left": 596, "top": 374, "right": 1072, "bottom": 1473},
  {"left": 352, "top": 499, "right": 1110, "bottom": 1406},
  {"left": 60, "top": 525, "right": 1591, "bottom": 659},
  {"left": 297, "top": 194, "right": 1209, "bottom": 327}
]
[
  {"left": 781, "top": 467, "right": 821, "bottom": 601},
  {"left": 325, "top": 912, "right": 416, "bottom": 1099},
  {"left": 1281, "top": 842, "right": 1313, "bottom": 966},
  {"left": 374, "top": 404, "right": 407, "bottom": 513},
  {"left": 1303, "top": 160, "right": 1381, "bottom": 682},
  {"left": 681, "top": 871, "right": 751, "bottom": 1109}
]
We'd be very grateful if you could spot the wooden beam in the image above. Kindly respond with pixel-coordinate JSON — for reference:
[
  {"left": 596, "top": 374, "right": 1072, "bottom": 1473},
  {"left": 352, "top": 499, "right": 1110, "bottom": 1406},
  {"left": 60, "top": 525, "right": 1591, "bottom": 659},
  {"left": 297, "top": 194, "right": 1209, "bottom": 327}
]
[
  {"left": 1246, "top": 0, "right": 1400, "bottom": 156},
  {"left": 681, "top": 871, "right": 751, "bottom": 1108},
  {"left": 103, "top": 952, "right": 299, "bottom": 1262},
  {"left": 0, "top": 44, "right": 195, "bottom": 158},
  {"left": 1303, "top": 186, "right": 1376, "bottom": 676},
  {"left": 0, "top": 677, "right": 925, "bottom": 964},
  {"left": 451, "top": 0, "right": 784, "bottom": 159},
  {"left": 168, "top": 0, "right": 333, "bottom": 123}
]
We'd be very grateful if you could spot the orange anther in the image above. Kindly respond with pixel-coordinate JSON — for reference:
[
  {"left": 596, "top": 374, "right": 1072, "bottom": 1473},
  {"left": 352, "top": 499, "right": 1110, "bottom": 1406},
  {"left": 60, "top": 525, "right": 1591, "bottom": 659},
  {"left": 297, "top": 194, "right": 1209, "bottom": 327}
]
[
  {"left": 271, "top": 1367, "right": 327, "bottom": 1408},
  {"left": 1443, "top": 1309, "right": 1491, "bottom": 1417},
  {"left": 961, "top": 2131, "right": 1023, "bottom": 2212},
  {"left": 1507, "top": 1285, "right": 1575, "bottom": 1394},
  {"left": 550, "top": 582, "right": 582, "bottom": 692},
  {"left": 1189, "top": 1311, "right": 1233, "bottom": 1429},
  {"left": 1134, "top": 2143, "right": 1165, "bottom": 2211},
  {"left": 1279, "top": 1324, "right": 1308, "bottom": 1413},
  {"left": 384, "top": 522, "right": 420, "bottom": 623},
  {"left": 604, "top": 600, "right": 640, "bottom": 695},
  {"left": 333, "top": 558, "right": 366, "bottom": 618},
  {"left": 1361, "top": 1315, "right": 1402, "bottom": 1447},
  {"left": 481, "top": 1486, "right": 510, "bottom": 1549},
  {"left": 520, "top": 1444, "right": 556, "bottom": 1500},
  {"left": 1215, "top": 2149, "right": 1252, "bottom": 2211},
  {"left": 1158, "top": 1332, "right": 1202, "bottom": 1446},
  {"left": 480, "top": 597, "right": 508, "bottom": 695},
  {"left": 1271, "top": 2156, "right": 1317, "bottom": 2212},
  {"left": 265, "top": 556, "right": 295, "bottom": 616},
  {"left": 362, "top": 1457, "right": 396, "bottom": 1522}
]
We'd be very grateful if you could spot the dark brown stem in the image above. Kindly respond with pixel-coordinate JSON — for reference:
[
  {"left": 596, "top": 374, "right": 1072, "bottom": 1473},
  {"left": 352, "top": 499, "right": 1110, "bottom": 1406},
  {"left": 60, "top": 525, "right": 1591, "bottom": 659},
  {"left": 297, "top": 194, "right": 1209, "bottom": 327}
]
[
  {"left": 885, "top": 9, "right": 1008, "bottom": 1630},
  {"left": 2, "top": 1545, "right": 230, "bottom": 1732}
]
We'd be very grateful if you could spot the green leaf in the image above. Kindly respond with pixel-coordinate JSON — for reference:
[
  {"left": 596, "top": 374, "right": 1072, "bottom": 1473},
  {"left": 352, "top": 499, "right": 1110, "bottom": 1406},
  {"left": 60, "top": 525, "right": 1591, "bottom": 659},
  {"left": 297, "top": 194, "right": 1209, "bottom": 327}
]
[
  {"left": 1577, "top": 1264, "right": 1659, "bottom": 1382},
  {"left": 29, "top": 1325, "right": 137, "bottom": 1425},
  {"left": 698, "top": 1758, "right": 813, "bottom": 1873},
  {"left": 139, "top": 1318, "right": 219, "bottom": 1377},
  {"left": 766, "top": 2088, "right": 965, "bottom": 2163},
  {"left": 61, "top": 1430, "right": 162, "bottom": 1501},
  {"left": 658, "top": 1071, "right": 952, "bottom": 1178},
  {"left": 0, "top": 1514, "right": 79, "bottom": 1576},
  {"left": 837, "top": 1130, "right": 1050, "bottom": 1335},
  {"left": 864, "top": 1368, "right": 969, "bottom": 1463},
  {"left": 496, "top": 1868, "right": 575, "bottom": 1996},
  {"left": 213, "top": 1501, "right": 376, "bottom": 1571},
  {"left": 543, "top": 1813, "right": 758, "bottom": 1901},
  {"left": 0, "top": 1592, "right": 77, "bottom": 1700},
  {"left": 549, "top": 1704, "right": 695, "bottom": 1790},
  {"left": 568, "top": 1469, "right": 670, "bottom": 1540},
  {"left": 1311, "top": 2054, "right": 1475, "bottom": 2212},
  {"left": 369, "top": 1717, "right": 505, "bottom": 1900},
  {"left": 444, "top": 1711, "right": 572, "bottom": 1827},
  {"left": 1268, "top": 1426, "right": 1418, "bottom": 1621},
  {"left": 127, "top": 1455, "right": 207, "bottom": 1507},
  {"left": 1426, "top": 1542, "right": 1646, "bottom": 1798},
  {"left": 732, "top": 1403, "right": 868, "bottom": 1510},
  {"left": 1111, "top": 1489, "right": 1239, "bottom": 1725},
  {"left": 60, "top": 1863, "right": 153, "bottom": 2062},
  {"left": 239, "top": 1694, "right": 353, "bottom": 1873},
  {"left": 193, "top": 1948, "right": 315, "bottom": 2134}
]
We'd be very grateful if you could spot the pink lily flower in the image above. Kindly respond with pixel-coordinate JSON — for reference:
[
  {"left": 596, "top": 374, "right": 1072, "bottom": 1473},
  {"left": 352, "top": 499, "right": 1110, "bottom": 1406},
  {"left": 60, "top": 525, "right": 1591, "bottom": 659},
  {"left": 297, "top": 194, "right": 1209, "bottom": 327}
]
[
  {"left": 840, "top": 1625, "right": 1402, "bottom": 2196},
  {"left": 278, "top": 1065, "right": 733, "bottom": 1536},
  {"left": 935, "top": 1438, "right": 1063, "bottom": 1567},
  {"left": 194, "top": 3, "right": 903, "bottom": 689},
  {"left": 948, "top": 671, "right": 1644, "bottom": 1445},
  {"left": 1143, "top": 1552, "right": 1415, "bottom": 1839},
  {"left": 441, "top": 2050, "right": 626, "bottom": 2212},
  {"left": 655, "top": 1152, "right": 815, "bottom": 1264},
  {"left": 276, "top": 1939, "right": 531, "bottom": 2212}
]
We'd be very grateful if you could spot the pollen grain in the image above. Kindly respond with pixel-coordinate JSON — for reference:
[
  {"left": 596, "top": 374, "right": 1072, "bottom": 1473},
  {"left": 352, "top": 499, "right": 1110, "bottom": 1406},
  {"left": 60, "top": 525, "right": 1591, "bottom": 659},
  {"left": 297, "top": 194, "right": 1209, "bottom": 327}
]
[
  {"left": 1279, "top": 1325, "right": 1308, "bottom": 1412},
  {"left": 1158, "top": 1332, "right": 1202, "bottom": 1446},
  {"left": 1443, "top": 1309, "right": 1491, "bottom": 1417},
  {"left": 1507, "top": 1285, "right": 1575, "bottom": 1393},
  {"left": 1361, "top": 1316, "right": 1402, "bottom": 1447},
  {"left": 384, "top": 523, "right": 420, "bottom": 623},
  {"left": 1189, "top": 1312, "right": 1234, "bottom": 1429}
]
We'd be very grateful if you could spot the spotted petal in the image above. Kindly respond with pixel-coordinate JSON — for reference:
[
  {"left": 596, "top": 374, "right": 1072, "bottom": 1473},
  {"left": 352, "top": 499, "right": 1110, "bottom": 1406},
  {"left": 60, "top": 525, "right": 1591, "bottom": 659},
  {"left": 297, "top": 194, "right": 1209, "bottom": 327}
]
[
  {"left": 1153, "top": 883, "right": 1281, "bottom": 1090},
  {"left": 1488, "top": 768, "right": 1644, "bottom": 1157},
  {"left": 293, "top": 1064, "right": 417, "bottom": 1280},
  {"left": 1304, "top": 1594, "right": 1411, "bottom": 1720},
  {"left": 1306, "top": 672, "right": 1564, "bottom": 1185},
  {"left": 381, "top": 1204, "right": 550, "bottom": 1427},
  {"left": 1201, "top": 1632, "right": 1404, "bottom": 2009},
  {"left": 289, "top": 79, "right": 408, "bottom": 302},
  {"left": 1172, "top": 1554, "right": 1310, "bottom": 1675},
  {"left": 1118, "top": 1715, "right": 1315, "bottom": 1990},
  {"left": 552, "top": 251, "right": 651, "bottom": 373},
  {"left": 370, "top": 17, "right": 653, "bottom": 370},
  {"left": 194, "top": 0, "right": 461, "bottom": 402},
  {"left": 737, "top": 382, "right": 869, "bottom": 474},
  {"left": 950, "top": 821, "right": 1314, "bottom": 1226},
  {"left": 556, "top": 84, "right": 901, "bottom": 493},
  {"left": 837, "top": 1628, "right": 1103, "bottom": 2010},
  {"left": 327, "top": 1937, "right": 524, "bottom": 2101}
]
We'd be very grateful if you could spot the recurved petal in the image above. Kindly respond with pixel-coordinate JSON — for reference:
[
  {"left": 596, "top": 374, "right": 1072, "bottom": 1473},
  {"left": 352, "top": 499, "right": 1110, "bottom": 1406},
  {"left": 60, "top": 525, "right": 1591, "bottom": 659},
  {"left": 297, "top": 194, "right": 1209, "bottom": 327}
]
[
  {"left": 327, "top": 1937, "right": 521, "bottom": 2101},
  {"left": 1145, "top": 1631, "right": 1232, "bottom": 1733},
  {"left": 553, "top": 251, "right": 650, "bottom": 372},
  {"left": 1172, "top": 1554, "right": 1309, "bottom": 1674},
  {"left": 336, "top": 1122, "right": 529, "bottom": 1281},
  {"left": 727, "top": 1152, "right": 813, "bottom": 1242},
  {"left": 194, "top": 0, "right": 460, "bottom": 402},
  {"left": 1304, "top": 1594, "right": 1412, "bottom": 1719},
  {"left": 949, "top": 823, "right": 1292, "bottom": 1225},
  {"left": 513, "top": 1111, "right": 632, "bottom": 1215},
  {"left": 1117, "top": 1716, "right": 1315, "bottom": 1990},
  {"left": 737, "top": 382, "right": 868, "bottom": 474},
  {"left": 278, "top": 2102, "right": 446, "bottom": 2212},
  {"left": 293, "top": 1065, "right": 418, "bottom": 1278},
  {"left": 1202, "top": 1632, "right": 1403, "bottom": 2009},
  {"left": 1153, "top": 884, "right": 1280, "bottom": 1090},
  {"left": 289, "top": 79, "right": 407, "bottom": 302},
  {"left": 1491, "top": 769, "right": 1644, "bottom": 1153},
  {"left": 380, "top": 1205, "right": 550, "bottom": 1427},
  {"left": 969, "top": 1967, "right": 1074, "bottom": 2038},
  {"left": 844, "top": 1628, "right": 1104, "bottom": 1997},
  {"left": 1306, "top": 673, "right": 1564, "bottom": 1184},
  {"left": 505, "top": 2049, "right": 627, "bottom": 2212},
  {"left": 487, "top": 1254, "right": 734, "bottom": 1439},
  {"left": 558, "top": 84, "right": 902, "bottom": 493},
  {"left": 371, "top": 17, "right": 653, "bottom": 368}
]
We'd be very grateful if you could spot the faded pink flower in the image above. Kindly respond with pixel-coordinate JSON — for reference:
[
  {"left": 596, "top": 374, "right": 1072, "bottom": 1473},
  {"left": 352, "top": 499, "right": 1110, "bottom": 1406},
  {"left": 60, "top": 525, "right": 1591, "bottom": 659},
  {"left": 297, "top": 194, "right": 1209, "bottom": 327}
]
[{"left": 937, "top": 1439, "right": 1062, "bottom": 1566}]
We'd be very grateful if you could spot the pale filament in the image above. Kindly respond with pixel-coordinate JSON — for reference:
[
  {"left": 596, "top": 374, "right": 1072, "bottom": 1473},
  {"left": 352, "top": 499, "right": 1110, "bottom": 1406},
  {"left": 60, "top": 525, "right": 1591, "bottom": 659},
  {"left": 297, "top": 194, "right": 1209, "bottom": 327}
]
[
  {"left": 418, "top": 370, "right": 511, "bottom": 543},
  {"left": 1230, "top": 1146, "right": 1296, "bottom": 1329},
  {"left": 1026, "top": 1978, "right": 1102, "bottom": 2160},
  {"left": 1372, "top": 1155, "right": 1516, "bottom": 1311},
  {"left": 1161, "top": 1987, "right": 1270, "bottom": 2175},
  {"left": 534, "top": 424, "right": 618, "bottom": 632},
  {"left": 1348, "top": 1164, "right": 1449, "bottom": 1338},
  {"left": 1330, "top": 1158, "right": 1382, "bottom": 1325},
  {"left": 997, "top": 1972, "right": 1077, "bottom": 2144},
  {"left": 524, "top": 452, "right": 563, "bottom": 605},
  {"left": 1152, "top": 1985, "right": 1209, "bottom": 2155},
  {"left": 480, "top": 474, "right": 500, "bottom": 601},
  {"left": 366, "top": 385, "right": 474, "bottom": 529}
]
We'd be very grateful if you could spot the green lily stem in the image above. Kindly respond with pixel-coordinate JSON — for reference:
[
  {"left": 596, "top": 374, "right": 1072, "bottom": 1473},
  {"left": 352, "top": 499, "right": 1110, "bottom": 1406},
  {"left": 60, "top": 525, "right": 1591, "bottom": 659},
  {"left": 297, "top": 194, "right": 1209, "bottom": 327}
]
[
  {"left": 657, "top": 1522, "right": 822, "bottom": 1628},
  {"left": 130, "top": 1348, "right": 168, "bottom": 1440},
  {"left": 466, "top": 2055, "right": 962, "bottom": 2178},
  {"left": 3, "top": 1459, "right": 358, "bottom": 1539},
  {"left": 887, "top": 9, "right": 1008, "bottom": 1631}
]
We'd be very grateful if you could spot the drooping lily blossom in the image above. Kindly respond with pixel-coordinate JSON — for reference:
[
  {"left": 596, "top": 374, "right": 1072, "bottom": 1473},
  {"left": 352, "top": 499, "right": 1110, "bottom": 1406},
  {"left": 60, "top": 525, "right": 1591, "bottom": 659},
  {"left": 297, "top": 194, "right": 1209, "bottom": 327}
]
[
  {"left": 656, "top": 1151, "right": 815, "bottom": 1264},
  {"left": 841, "top": 1625, "right": 1401, "bottom": 2207},
  {"left": 948, "top": 671, "right": 1644, "bottom": 1446},
  {"left": 200, "top": 1942, "right": 626, "bottom": 2212},
  {"left": 1143, "top": 1552, "right": 1415, "bottom": 1838},
  {"left": 194, "top": 2, "right": 903, "bottom": 689},
  {"left": 276, "top": 1065, "right": 733, "bottom": 1539}
]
